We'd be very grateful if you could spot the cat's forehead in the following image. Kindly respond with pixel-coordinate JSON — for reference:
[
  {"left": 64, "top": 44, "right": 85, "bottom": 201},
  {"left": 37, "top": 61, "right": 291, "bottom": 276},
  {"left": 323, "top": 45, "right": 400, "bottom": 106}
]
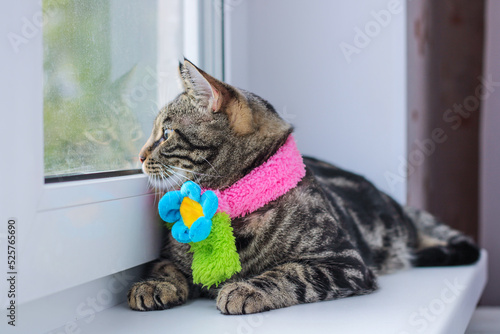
[
  {"left": 156, "top": 92, "right": 210, "bottom": 128},
  {"left": 156, "top": 94, "right": 187, "bottom": 122}
]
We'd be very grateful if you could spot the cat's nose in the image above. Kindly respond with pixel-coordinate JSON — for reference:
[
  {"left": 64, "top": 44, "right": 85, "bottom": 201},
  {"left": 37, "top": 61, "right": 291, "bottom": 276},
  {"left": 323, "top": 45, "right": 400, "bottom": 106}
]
[{"left": 139, "top": 141, "right": 151, "bottom": 163}]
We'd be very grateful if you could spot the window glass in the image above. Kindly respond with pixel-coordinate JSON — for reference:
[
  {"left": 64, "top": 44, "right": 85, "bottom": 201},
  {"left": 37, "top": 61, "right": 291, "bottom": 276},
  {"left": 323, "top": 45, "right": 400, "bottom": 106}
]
[{"left": 43, "top": 0, "right": 182, "bottom": 177}]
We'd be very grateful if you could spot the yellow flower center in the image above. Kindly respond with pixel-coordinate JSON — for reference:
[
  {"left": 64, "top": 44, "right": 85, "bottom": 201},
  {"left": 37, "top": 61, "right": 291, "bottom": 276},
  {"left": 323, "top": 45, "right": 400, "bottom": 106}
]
[{"left": 179, "top": 197, "right": 204, "bottom": 228}]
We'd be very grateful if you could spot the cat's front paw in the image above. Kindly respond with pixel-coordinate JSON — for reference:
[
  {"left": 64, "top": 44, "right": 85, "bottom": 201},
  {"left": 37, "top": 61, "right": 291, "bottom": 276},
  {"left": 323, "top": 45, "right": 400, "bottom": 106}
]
[
  {"left": 216, "top": 282, "right": 272, "bottom": 315},
  {"left": 128, "top": 279, "right": 187, "bottom": 311}
]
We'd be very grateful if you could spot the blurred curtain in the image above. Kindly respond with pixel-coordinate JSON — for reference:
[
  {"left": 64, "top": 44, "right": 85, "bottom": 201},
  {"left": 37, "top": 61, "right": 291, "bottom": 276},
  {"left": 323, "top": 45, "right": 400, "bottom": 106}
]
[{"left": 407, "top": 0, "right": 485, "bottom": 241}]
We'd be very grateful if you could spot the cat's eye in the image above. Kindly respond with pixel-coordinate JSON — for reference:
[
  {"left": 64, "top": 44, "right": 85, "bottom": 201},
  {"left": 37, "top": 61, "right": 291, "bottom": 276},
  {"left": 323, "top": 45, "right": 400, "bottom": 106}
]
[{"left": 163, "top": 128, "right": 174, "bottom": 139}]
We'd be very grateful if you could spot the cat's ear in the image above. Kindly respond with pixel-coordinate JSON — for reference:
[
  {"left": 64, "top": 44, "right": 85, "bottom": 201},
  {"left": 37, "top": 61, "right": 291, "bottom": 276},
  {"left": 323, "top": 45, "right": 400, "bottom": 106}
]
[
  {"left": 179, "top": 58, "right": 255, "bottom": 135},
  {"left": 179, "top": 58, "right": 222, "bottom": 112}
]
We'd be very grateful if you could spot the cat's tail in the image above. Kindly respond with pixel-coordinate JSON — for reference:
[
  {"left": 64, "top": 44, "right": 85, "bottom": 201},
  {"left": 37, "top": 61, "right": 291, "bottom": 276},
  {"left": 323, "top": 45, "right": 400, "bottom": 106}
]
[{"left": 403, "top": 206, "right": 480, "bottom": 267}]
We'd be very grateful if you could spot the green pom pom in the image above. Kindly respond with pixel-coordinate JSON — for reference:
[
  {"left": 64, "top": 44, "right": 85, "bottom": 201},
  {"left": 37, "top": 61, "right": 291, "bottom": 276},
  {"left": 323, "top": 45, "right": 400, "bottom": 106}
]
[{"left": 189, "top": 212, "right": 241, "bottom": 288}]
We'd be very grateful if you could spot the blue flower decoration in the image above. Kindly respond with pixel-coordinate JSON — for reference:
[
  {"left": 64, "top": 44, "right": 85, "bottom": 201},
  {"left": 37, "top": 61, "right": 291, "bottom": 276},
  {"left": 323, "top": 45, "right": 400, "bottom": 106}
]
[{"left": 158, "top": 181, "right": 218, "bottom": 243}]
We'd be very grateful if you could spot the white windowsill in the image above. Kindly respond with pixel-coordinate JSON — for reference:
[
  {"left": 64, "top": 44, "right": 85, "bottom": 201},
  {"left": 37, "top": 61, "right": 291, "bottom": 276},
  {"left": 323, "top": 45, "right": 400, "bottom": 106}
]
[{"left": 38, "top": 250, "right": 487, "bottom": 334}]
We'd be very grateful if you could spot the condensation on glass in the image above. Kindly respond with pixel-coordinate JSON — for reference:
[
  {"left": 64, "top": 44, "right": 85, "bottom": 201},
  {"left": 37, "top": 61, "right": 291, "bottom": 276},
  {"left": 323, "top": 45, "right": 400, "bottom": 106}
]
[{"left": 43, "top": 0, "right": 183, "bottom": 177}]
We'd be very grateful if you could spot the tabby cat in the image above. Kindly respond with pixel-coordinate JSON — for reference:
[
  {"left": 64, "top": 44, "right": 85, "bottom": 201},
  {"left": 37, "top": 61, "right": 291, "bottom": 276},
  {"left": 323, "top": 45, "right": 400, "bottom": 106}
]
[{"left": 127, "top": 59, "right": 479, "bottom": 315}]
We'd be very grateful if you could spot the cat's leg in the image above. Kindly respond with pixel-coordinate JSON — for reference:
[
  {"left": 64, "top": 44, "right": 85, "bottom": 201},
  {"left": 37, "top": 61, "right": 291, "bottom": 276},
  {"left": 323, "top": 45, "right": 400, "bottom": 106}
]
[
  {"left": 216, "top": 259, "right": 377, "bottom": 315},
  {"left": 128, "top": 259, "right": 190, "bottom": 311}
]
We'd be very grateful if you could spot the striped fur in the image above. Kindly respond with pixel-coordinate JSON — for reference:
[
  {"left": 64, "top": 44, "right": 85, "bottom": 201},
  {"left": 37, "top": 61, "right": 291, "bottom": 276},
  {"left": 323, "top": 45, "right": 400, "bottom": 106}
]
[{"left": 128, "top": 60, "right": 479, "bottom": 314}]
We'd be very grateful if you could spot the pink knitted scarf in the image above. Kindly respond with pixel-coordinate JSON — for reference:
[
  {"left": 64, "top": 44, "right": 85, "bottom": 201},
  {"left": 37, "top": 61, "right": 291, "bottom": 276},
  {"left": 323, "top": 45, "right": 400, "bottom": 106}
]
[{"left": 203, "top": 135, "right": 306, "bottom": 219}]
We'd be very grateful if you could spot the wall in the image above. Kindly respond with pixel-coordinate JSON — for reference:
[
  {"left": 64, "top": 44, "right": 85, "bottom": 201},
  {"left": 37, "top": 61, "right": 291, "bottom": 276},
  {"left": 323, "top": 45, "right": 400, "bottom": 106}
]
[
  {"left": 480, "top": 0, "right": 500, "bottom": 306},
  {"left": 225, "top": 0, "right": 407, "bottom": 203}
]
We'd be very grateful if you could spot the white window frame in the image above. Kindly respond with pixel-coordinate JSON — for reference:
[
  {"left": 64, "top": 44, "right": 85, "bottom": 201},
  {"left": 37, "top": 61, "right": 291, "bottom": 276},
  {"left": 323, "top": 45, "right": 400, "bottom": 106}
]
[{"left": 0, "top": 0, "right": 223, "bottom": 307}]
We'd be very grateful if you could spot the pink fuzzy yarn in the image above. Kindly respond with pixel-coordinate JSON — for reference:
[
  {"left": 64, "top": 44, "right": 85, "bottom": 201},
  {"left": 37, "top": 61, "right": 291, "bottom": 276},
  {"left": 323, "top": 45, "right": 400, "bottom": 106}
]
[{"left": 203, "top": 135, "right": 306, "bottom": 219}]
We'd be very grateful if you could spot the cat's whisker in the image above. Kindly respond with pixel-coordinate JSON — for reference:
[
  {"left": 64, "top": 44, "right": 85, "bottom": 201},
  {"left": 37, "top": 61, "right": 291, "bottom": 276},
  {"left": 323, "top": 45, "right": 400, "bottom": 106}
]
[
  {"left": 146, "top": 175, "right": 154, "bottom": 191},
  {"left": 158, "top": 174, "right": 167, "bottom": 203},
  {"left": 160, "top": 163, "right": 191, "bottom": 182},
  {"left": 153, "top": 164, "right": 183, "bottom": 191},
  {"left": 171, "top": 171, "right": 190, "bottom": 181},
  {"left": 160, "top": 163, "right": 193, "bottom": 186},
  {"left": 168, "top": 170, "right": 185, "bottom": 188},
  {"left": 172, "top": 166, "right": 201, "bottom": 184},
  {"left": 163, "top": 172, "right": 176, "bottom": 192},
  {"left": 155, "top": 173, "right": 167, "bottom": 205},
  {"left": 167, "top": 164, "right": 220, "bottom": 178},
  {"left": 202, "top": 157, "right": 221, "bottom": 177},
  {"left": 191, "top": 170, "right": 203, "bottom": 185},
  {"left": 165, "top": 171, "right": 185, "bottom": 187},
  {"left": 149, "top": 175, "right": 156, "bottom": 204},
  {"left": 155, "top": 175, "right": 161, "bottom": 206},
  {"left": 159, "top": 168, "right": 175, "bottom": 191}
]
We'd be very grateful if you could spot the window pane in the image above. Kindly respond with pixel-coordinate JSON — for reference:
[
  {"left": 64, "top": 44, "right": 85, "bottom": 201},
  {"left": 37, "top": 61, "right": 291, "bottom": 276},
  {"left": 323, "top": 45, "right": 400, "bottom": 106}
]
[{"left": 43, "top": 0, "right": 182, "bottom": 177}]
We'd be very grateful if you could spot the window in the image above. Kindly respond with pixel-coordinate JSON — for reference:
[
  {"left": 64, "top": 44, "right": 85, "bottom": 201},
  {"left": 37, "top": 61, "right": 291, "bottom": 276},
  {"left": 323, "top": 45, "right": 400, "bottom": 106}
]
[
  {"left": 43, "top": 0, "right": 224, "bottom": 180},
  {"left": 1, "top": 0, "right": 223, "bottom": 305},
  {"left": 43, "top": 0, "right": 182, "bottom": 178}
]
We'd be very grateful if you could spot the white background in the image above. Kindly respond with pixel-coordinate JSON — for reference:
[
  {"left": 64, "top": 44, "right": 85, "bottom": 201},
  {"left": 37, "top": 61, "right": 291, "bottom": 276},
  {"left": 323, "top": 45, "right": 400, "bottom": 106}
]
[{"left": 225, "top": 0, "right": 407, "bottom": 203}]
